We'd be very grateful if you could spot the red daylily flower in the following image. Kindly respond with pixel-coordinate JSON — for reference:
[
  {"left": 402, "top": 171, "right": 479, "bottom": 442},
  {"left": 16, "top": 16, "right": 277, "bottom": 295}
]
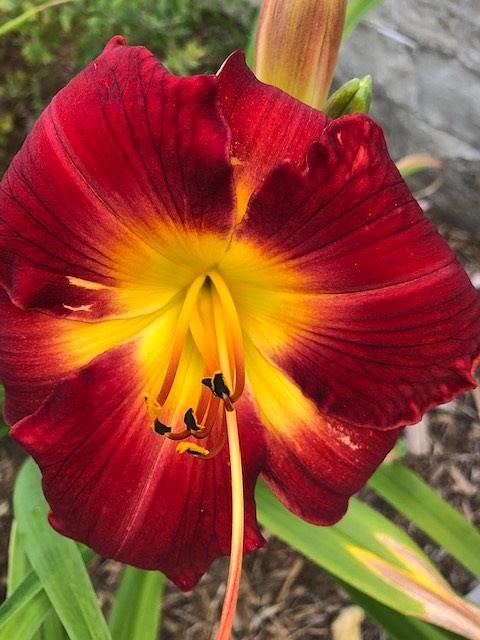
[{"left": 1, "top": 35, "right": 479, "bottom": 614}]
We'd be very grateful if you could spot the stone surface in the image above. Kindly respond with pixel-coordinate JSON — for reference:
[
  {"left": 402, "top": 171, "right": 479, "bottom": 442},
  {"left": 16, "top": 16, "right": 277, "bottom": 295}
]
[{"left": 336, "top": 0, "right": 480, "bottom": 236}]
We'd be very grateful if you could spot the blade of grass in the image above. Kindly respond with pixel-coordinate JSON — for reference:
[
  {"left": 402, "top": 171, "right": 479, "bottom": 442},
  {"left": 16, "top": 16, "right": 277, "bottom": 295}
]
[
  {"left": 13, "top": 458, "right": 111, "bottom": 640},
  {"left": 369, "top": 462, "right": 480, "bottom": 580},
  {"left": 0, "top": 0, "right": 72, "bottom": 38},
  {"left": 109, "top": 566, "right": 166, "bottom": 640}
]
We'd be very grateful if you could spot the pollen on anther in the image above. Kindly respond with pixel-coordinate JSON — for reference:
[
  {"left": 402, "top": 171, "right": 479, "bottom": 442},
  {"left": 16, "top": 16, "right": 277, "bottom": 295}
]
[{"left": 176, "top": 442, "right": 209, "bottom": 457}]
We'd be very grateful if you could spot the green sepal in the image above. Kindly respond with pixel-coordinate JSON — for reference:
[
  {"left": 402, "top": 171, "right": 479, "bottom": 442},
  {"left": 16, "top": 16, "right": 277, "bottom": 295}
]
[{"left": 325, "top": 75, "right": 373, "bottom": 117}]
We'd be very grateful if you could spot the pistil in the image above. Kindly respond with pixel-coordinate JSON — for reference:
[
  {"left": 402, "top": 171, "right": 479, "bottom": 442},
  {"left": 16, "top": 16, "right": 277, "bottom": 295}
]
[
  {"left": 149, "top": 270, "right": 246, "bottom": 639},
  {"left": 215, "top": 406, "right": 244, "bottom": 640}
]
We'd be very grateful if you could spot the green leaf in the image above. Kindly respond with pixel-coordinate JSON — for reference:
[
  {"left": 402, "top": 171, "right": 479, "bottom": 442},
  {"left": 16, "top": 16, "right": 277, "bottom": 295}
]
[
  {"left": 7, "top": 520, "right": 30, "bottom": 596},
  {"left": 0, "top": 569, "right": 51, "bottom": 640},
  {"left": 37, "top": 612, "right": 68, "bottom": 640},
  {"left": 256, "top": 482, "right": 480, "bottom": 638},
  {"left": 13, "top": 458, "right": 111, "bottom": 640},
  {"left": 2, "top": 520, "right": 48, "bottom": 640},
  {"left": 0, "top": 386, "right": 9, "bottom": 439},
  {"left": 343, "top": 0, "right": 385, "bottom": 39},
  {"left": 245, "top": 9, "right": 259, "bottom": 68},
  {"left": 369, "top": 462, "right": 480, "bottom": 580},
  {"left": 0, "top": 546, "right": 95, "bottom": 640},
  {"left": 109, "top": 566, "right": 166, "bottom": 640},
  {"left": 256, "top": 482, "right": 424, "bottom": 617},
  {"left": 0, "top": 0, "right": 73, "bottom": 38}
]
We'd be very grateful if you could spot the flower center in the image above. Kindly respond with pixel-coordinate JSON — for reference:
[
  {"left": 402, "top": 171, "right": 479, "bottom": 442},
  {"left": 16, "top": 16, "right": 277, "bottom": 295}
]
[
  {"left": 144, "top": 270, "right": 245, "bottom": 640},
  {"left": 144, "top": 270, "right": 244, "bottom": 455}
]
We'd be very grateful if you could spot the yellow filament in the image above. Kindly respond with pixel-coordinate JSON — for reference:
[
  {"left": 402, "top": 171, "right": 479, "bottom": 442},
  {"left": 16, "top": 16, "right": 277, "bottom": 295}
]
[
  {"left": 208, "top": 271, "right": 245, "bottom": 402},
  {"left": 189, "top": 311, "right": 218, "bottom": 373},
  {"left": 215, "top": 407, "right": 244, "bottom": 640},
  {"left": 156, "top": 274, "right": 205, "bottom": 406}
]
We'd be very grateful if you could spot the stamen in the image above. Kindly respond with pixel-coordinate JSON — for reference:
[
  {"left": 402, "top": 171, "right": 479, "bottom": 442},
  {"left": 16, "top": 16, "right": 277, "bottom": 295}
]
[
  {"left": 193, "top": 396, "right": 222, "bottom": 440},
  {"left": 203, "top": 373, "right": 233, "bottom": 412},
  {"left": 208, "top": 271, "right": 245, "bottom": 402},
  {"left": 215, "top": 407, "right": 244, "bottom": 640},
  {"left": 156, "top": 274, "right": 205, "bottom": 406}
]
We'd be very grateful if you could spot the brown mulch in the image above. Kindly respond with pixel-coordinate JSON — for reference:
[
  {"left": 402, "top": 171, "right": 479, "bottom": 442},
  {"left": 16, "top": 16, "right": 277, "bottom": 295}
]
[{"left": 0, "top": 221, "right": 479, "bottom": 639}]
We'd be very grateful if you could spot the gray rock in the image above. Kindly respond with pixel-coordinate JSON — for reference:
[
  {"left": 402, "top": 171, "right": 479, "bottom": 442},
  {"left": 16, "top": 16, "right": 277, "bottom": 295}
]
[{"left": 335, "top": 0, "right": 480, "bottom": 236}]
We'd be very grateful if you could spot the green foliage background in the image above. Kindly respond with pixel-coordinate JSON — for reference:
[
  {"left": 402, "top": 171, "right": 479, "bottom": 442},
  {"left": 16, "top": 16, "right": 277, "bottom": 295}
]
[{"left": 0, "top": 0, "right": 255, "bottom": 173}]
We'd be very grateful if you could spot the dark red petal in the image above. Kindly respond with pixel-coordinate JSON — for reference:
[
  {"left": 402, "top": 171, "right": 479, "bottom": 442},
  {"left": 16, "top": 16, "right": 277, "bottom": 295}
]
[
  {"left": 243, "top": 394, "right": 399, "bottom": 524},
  {"left": 217, "top": 51, "right": 328, "bottom": 217},
  {"left": 0, "top": 36, "right": 233, "bottom": 320},
  {"left": 0, "top": 288, "right": 76, "bottom": 422},
  {"left": 11, "top": 342, "right": 265, "bottom": 589},
  {"left": 237, "top": 115, "right": 480, "bottom": 429}
]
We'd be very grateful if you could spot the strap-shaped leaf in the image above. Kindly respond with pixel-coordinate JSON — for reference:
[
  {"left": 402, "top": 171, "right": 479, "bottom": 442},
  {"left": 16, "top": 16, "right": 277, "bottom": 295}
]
[
  {"left": 109, "top": 566, "right": 166, "bottom": 640},
  {"left": 256, "top": 482, "right": 480, "bottom": 639},
  {"left": 369, "top": 462, "right": 480, "bottom": 580},
  {"left": 13, "top": 459, "right": 111, "bottom": 640},
  {"left": 0, "top": 568, "right": 51, "bottom": 640},
  {"left": 2, "top": 519, "right": 50, "bottom": 640}
]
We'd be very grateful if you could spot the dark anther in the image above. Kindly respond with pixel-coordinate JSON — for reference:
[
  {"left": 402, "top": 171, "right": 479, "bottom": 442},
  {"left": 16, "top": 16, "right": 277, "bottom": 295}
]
[
  {"left": 184, "top": 408, "right": 200, "bottom": 432},
  {"left": 213, "top": 372, "right": 230, "bottom": 398},
  {"left": 201, "top": 377, "right": 214, "bottom": 392},
  {"left": 153, "top": 418, "right": 171, "bottom": 435},
  {"left": 202, "top": 373, "right": 233, "bottom": 410}
]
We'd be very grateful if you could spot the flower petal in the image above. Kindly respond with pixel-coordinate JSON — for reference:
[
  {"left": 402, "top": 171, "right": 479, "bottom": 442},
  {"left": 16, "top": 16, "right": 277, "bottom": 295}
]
[
  {"left": 0, "top": 288, "right": 75, "bottom": 422},
  {"left": 217, "top": 51, "right": 328, "bottom": 220},
  {"left": 0, "top": 36, "right": 233, "bottom": 320},
  {"left": 0, "top": 285, "right": 169, "bottom": 423},
  {"left": 243, "top": 340, "right": 399, "bottom": 523},
  {"left": 236, "top": 115, "right": 480, "bottom": 429},
  {"left": 11, "top": 340, "right": 265, "bottom": 589}
]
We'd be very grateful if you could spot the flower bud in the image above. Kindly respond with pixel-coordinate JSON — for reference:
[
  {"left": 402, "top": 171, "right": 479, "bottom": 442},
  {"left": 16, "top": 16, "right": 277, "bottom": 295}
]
[
  {"left": 254, "top": 0, "right": 347, "bottom": 109},
  {"left": 324, "top": 75, "right": 372, "bottom": 117}
]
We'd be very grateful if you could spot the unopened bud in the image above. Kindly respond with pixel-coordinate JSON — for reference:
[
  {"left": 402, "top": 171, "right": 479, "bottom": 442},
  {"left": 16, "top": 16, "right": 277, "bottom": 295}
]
[
  {"left": 324, "top": 75, "right": 372, "bottom": 118},
  {"left": 254, "top": 0, "right": 347, "bottom": 109}
]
